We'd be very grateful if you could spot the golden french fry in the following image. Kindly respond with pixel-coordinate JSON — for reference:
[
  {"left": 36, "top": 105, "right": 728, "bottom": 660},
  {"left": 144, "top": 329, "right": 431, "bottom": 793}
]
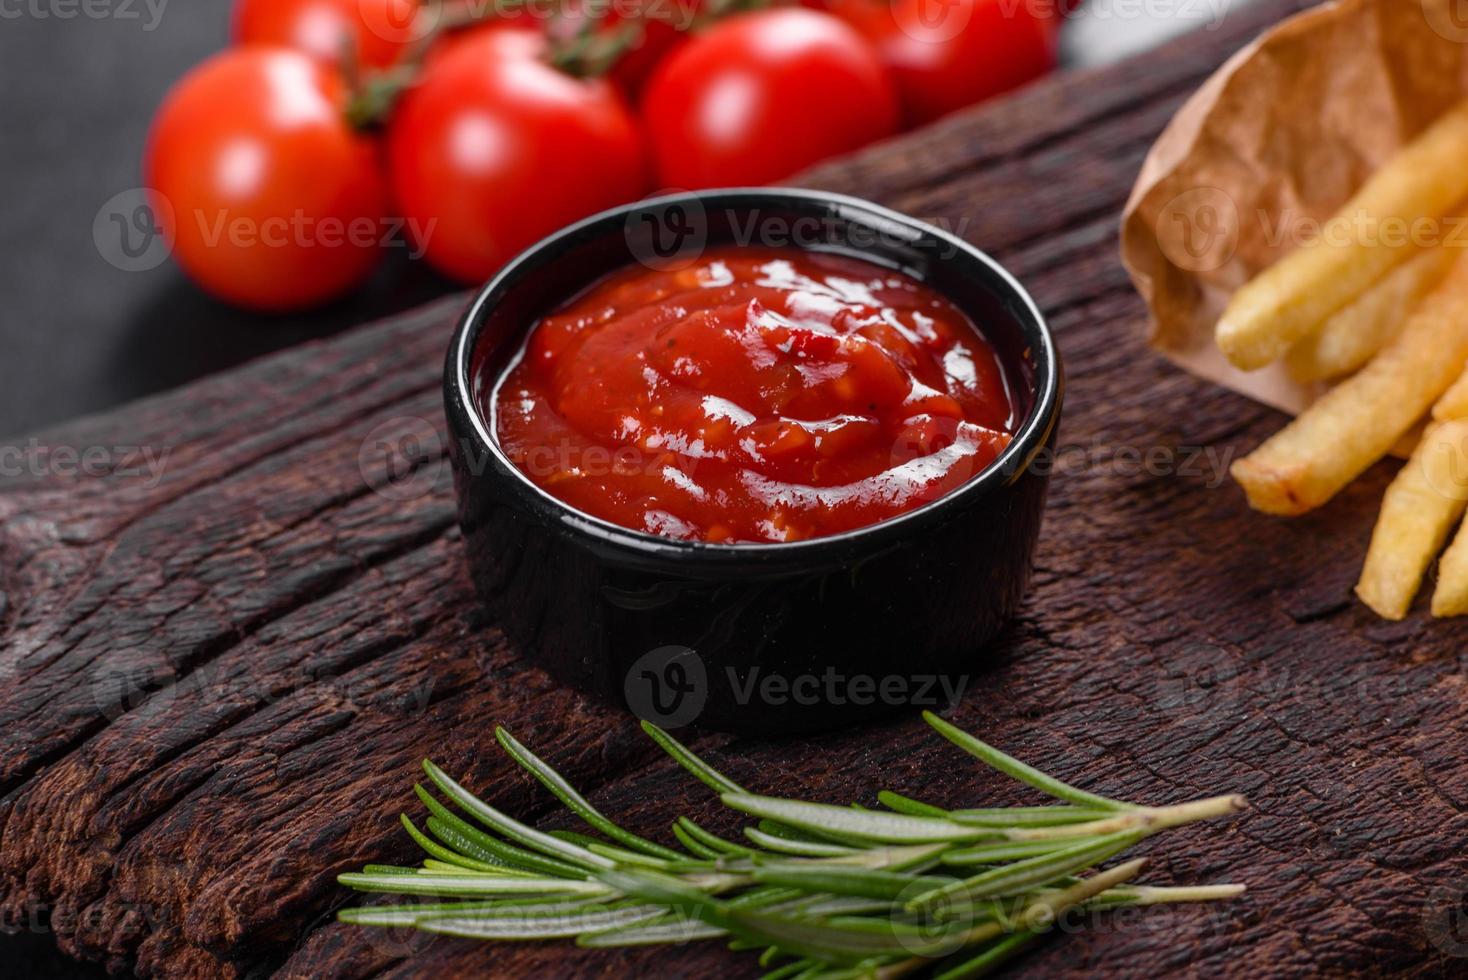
[
  {"left": 1432, "top": 516, "right": 1468, "bottom": 616},
  {"left": 1356, "top": 420, "right": 1468, "bottom": 620},
  {"left": 1216, "top": 100, "right": 1468, "bottom": 370},
  {"left": 1285, "top": 246, "right": 1456, "bottom": 383},
  {"left": 1231, "top": 252, "right": 1468, "bottom": 515},
  {"left": 1434, "top": 363, "right": 1468, "bottom": 422}
]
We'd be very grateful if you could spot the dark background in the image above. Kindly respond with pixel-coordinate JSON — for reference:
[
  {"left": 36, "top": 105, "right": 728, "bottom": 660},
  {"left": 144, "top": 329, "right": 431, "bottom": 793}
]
[{"left": 0, "top": 1, "right": 1232, "bottom": 974}]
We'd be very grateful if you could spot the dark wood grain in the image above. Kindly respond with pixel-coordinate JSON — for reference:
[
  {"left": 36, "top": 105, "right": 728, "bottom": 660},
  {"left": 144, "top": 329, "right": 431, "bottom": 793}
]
[{"left": 5, "top": 1, "right": 1466, "bottom": 976}]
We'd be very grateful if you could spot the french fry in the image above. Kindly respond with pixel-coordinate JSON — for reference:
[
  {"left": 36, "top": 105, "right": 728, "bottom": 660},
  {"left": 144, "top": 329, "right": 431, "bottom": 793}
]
[
  {"left": 1433, "top": 363, "right": 1468, "bottom": 422},
  {"left": 1428, "top": 369, "right": 1468, "bottom": 616},
  {"left": 1432, "top": 516, "right": 1468, "bottom": 616},
  {"left": 1216, "top": 100, "right": 1468, "bottom": 370},
  {"left": 1356, "top": 420, "right": 1468, "bottom": 620},
  {"left": 1231, "top": 251, "right": 1468, "bottom": 515},
  {"left": 1285, "top": 246, "right": 1456, "bottom": 383}
]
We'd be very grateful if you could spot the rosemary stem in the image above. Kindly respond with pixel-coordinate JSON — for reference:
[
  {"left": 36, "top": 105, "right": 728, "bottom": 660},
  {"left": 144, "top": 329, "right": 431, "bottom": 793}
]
[
  {"left": 1008, "top": 794, "right": 1250, "bottom": 841},
  {"left": 1115, "top": 883, "right": 1248, "bottom": 905},
  {"left": 958, "top": 858, "right": 1147, "bottom": 947}
]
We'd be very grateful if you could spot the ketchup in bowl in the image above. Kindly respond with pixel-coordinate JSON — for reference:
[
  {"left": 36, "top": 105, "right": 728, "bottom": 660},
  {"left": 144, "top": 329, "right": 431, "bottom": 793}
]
[{"left": 491, "top": 246, "right": 1018, "bottom": 544}]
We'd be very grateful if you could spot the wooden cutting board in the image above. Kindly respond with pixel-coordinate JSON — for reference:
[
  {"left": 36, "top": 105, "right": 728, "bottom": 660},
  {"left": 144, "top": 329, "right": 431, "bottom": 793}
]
[{"left": 4, "top": 1, "right": 1466, "bottom": 976}]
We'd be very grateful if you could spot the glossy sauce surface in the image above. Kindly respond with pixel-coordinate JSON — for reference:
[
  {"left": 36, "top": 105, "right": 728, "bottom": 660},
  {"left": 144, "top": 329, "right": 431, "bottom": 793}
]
[{"left": 492, "top": 247, "right": 1017, "bottom": 543}]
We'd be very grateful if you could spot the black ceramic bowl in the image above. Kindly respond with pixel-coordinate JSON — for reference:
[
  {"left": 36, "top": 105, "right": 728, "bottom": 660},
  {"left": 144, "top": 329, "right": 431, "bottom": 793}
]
[{"left": 444, "top": 189, "right": 1061, "bottom": 735}]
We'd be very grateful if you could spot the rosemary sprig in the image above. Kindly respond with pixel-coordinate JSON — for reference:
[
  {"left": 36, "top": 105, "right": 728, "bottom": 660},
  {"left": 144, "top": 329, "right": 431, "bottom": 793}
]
[{"left": 339, "top": 713, "right": 1248, "bottom": 977}]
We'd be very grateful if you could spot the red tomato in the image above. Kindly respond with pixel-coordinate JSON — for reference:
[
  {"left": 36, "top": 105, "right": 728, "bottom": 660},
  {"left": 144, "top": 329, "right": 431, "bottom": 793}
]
[
  {"left": 641, "top": 9, "right": 899, "bottom": 189},
  {"left": 145, "top": 48, "right": 388, "bottom": 311},
  {"left": 827, "top": 0, "right": 1057, "bottom": 127},
  {"left": 233, "top": 0, "right": 420, "bottom": 70},
  {"left": 386, "top": 29, "right": 648, "bottom": 284}
]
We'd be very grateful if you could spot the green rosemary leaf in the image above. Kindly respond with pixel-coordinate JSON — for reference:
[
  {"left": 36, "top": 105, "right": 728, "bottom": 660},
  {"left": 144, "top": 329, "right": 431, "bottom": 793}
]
[
  {"left": 423, "top": 815, "right": 585, "bottom": 880},
  {"left": 728, "top": 886, "right": 808, "bottom": 909},
  {"left": 942, "top": 837, "right": 1103, "bottom": 866},
  {"left": 756, "top": 819, "right": 833, "bottom": 843},
  {"left": 672, "top": 822, "right": 725, "bottom": 859},
  {"left": 359, "top": 864, "right": 418, "bottom": 876},
  {"left": 906, "top": 833, "right": 1142, "bottom": 914},
  {"left": 586, "top": 842, "right": 677, "bottom": 869},
  {"left": 422, "top": 760, "right": 615, "bottom": 872},
  {"left": 416, "top": 904, "right": 665, "bottom": 940},
  {"left": 810, "top": 842, "right": 950, "bottom": 872},
  {"left": 578, "top": 915, "right": 727, "bottom": 947},
  {"left": 877, "top": 790, "right": 948, "bottom": 818},
  {"left": 744, "top": 828, "right": 859, "bottom": 858},
  {"left": 947, "top": 806, "right": 1115, "bottom": 828},
  {"left": 399, "top": 814, "right": 512, "bottom": 874},
  {"left": 723, "top": 909, "right": 966, "bottom": 965},
  {"left": 778, "top": 895, "right": 898, "bottom": 918},
  {"left": 641, "top": 721, "right": 746, "bottom": 795},
  {"left": 749, "top": 864, "right": 934, "bottom": 901},
  {"left": 549, "top": 829, "right": 605, "bottom": 849},
  {"left": 339, "top": 896, "right": 609, "bottom": 927},
  {"left": 676, "top": 817, "right": 759, "bottom": 857},
  {"left": 761, "top": 960, "right": 816, "bottom": 980},
  {"left": 921, "top": 712, "right": 1126, "bottom": 811},
  {"left": 419, "top": 860, "right": 480, "bottom": 874},
  {"left": 415, "top": 785, "right": 587, "bottom": 879},
  {"left": 339, "top": 871, "right": 612, "bottom": 899},
  {"left": 723, "top": 794, "right": 994, "bottom": 845},
  {"left": 497, "top": 727, "right": 684, "bottom": 861},
  {"left": 927, "top": 929, "right": 1042, "bottom": 980}
]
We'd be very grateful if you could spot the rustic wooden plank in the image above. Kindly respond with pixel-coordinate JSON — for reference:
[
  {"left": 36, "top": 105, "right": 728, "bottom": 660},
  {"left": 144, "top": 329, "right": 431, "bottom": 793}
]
[{"left": 7, "top": 0, "right": 1466, "bottom": 976}]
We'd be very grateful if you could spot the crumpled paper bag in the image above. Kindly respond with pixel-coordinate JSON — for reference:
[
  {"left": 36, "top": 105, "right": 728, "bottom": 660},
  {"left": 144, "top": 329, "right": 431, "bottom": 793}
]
[{"left": 1120, "top": 0, "right": 1468, "bottom": 415}]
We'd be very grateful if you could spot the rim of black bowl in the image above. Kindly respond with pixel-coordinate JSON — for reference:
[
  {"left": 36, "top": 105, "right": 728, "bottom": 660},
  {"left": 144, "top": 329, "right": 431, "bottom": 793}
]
[{"left": 447, "top": 187, "right": 1061, "bottom": 562}]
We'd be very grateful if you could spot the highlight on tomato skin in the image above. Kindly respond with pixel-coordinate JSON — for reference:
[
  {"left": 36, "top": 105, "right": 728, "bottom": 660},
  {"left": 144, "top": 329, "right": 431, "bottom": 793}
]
[
  {"left": 386, "top": 27, "right": 650, "bottom": 285},
  {"left": 144, "top": 47, "right": 390, "bottom": 313},
  {"left": 640, "top": 8, "right": 902, "bottom": 189},
  {"left": 492, "top": 246, "right": 1018, "bottom": 544},
  {"left": 232, "top": 0, "right": 423, "bottom": 70}
]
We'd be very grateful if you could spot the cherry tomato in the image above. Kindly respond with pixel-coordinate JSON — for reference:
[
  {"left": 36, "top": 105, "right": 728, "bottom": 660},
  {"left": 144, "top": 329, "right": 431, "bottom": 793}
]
[
  {"left": 641, "top": 9, "right": 899, "bottom": 189},
  {"left": 233, "top": 0, "right": 420, "bottom": 70},
  {"left": 825, "top": 0, "right": 1057, "bottom": 127},
  {"left": 145, "top": 48, "right": 389, "bottom": 311},
  {"left": 386, "top": 28, "right": 648, "bottom": 284}
]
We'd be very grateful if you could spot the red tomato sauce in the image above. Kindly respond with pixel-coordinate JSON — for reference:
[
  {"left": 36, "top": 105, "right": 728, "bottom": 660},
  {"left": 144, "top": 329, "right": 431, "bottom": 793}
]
[{"left": 492, "top": 247, "right": 1018, "bottom": 543}]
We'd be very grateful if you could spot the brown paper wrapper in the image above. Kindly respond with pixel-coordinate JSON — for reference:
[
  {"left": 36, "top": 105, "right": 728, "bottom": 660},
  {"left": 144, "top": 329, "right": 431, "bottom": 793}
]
[{"left": 1120, "top": 0, "right": 1468, "bottom": 416}]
